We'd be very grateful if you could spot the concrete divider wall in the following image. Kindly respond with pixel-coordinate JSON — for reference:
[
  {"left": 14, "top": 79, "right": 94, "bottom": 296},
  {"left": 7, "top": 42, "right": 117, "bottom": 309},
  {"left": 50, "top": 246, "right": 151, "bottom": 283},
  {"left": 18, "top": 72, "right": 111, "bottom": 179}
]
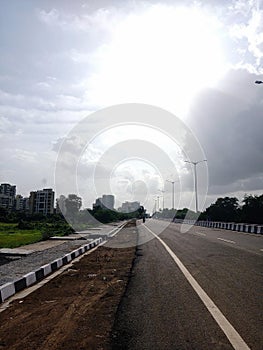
[
  {"left": 172, "top": 218, "right": 263, "bottom": 235},
  {"left": 0, "top": 237, "right": 103, "bottom": 304}
]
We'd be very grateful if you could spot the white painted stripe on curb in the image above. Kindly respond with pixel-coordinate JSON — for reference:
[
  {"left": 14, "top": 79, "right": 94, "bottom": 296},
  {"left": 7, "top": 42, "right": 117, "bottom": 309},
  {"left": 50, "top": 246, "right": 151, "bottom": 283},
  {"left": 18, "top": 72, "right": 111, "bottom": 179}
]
[
  {"left": 143, "top": 224, "right": 251, "bottom": 350},
  {"left": 42, "top": 264, "right": 52, "bottom": 276},
  {"left": 1, "top": 283, "right": 15, "bottom": 301},
  {"left": 217, "top": 238, "right": 236, "bottom": 244},
  {"left": 0, "top": 242, "right": 106, "bottom": 313},
  {"left": 0, "top": 223, "right": 127, "bottom": 304},
  {"left": 24, "top": 272, "right": 36, "bottom": 286},
  {"left": 0, "top": 238, "right": 103, "bottom": 303}
]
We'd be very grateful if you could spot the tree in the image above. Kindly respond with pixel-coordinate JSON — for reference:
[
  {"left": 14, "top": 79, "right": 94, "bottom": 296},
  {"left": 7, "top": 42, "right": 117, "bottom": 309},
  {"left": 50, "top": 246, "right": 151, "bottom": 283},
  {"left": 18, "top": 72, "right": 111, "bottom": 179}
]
[
  {"left": 203, "top": 197, "right": 240, "bottom": 222},
  {"left": 241, "top": 194, "right": 263, "bottom": 224},
  {"left": 65, "top": 194, "right": 82, "bottom": 223}
]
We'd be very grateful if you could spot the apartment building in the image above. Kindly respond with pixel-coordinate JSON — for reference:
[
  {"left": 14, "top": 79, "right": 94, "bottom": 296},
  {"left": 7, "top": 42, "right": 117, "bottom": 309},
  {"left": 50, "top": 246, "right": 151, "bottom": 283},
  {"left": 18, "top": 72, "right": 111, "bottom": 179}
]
[
  {"left": 119, "top": 201, "right": 140, "bottom": 213},
  {"left": 93, "top": 194, "right": 115, "bottom": 210},
  {"left": 0, "top": 183, "right": 16, "bottom": 210},
  {"left": 29, "top": 188, "right": 55, "bottom": 215}
]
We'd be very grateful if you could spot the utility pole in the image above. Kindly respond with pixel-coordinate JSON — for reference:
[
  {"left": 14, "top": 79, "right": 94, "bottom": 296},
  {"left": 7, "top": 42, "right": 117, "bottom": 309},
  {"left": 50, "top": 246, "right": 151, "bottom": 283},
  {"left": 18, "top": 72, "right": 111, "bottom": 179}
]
[{"left": 184, "top": 159, "right": 207, "bottom": 213}]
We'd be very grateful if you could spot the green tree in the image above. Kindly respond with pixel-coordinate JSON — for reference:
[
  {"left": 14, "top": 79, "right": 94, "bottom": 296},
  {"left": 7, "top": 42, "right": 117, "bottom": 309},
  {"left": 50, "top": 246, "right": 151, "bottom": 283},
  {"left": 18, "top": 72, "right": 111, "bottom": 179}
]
[
  {"left": 203, "top": 197, "right": 240, "bottom": 222},
  {"left": 65, "top": 194, "right": 82, "bottom": 223},
  {"left": 241, "top": 194, "right": 263, "bottom": 224}
]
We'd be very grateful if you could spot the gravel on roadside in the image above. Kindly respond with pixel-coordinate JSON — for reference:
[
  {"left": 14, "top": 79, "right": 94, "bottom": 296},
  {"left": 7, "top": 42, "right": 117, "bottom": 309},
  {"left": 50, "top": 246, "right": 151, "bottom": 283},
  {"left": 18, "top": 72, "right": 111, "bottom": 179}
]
[
  {"left": 0, "top": 220, "right": 138, "bottom": 350},
  {"left": 0, "top": 240, "right": 90, "bottom": 286}
]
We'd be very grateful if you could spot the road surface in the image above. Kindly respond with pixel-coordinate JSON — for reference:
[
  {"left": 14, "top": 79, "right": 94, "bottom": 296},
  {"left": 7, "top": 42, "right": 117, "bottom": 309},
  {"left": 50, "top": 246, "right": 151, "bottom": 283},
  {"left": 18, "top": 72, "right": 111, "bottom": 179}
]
[{"left": 112, "top": 219, "right": 263, "bottom": 350}]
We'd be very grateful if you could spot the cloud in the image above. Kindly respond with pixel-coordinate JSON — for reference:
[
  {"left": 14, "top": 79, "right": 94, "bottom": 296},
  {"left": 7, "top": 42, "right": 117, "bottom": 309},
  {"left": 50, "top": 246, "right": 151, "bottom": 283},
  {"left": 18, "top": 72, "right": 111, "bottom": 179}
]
[
  {"left": 226, "top": 0, "right": 263, "bottom": 72},
  {"left": 37, "top": 6, "right": 120, "bottom": 33},
  {"left": 188, "top": 68, "right": 263, "bottom": 195},
  {"left": 1, "top": 0, "right": 263, "bottom": 210}
]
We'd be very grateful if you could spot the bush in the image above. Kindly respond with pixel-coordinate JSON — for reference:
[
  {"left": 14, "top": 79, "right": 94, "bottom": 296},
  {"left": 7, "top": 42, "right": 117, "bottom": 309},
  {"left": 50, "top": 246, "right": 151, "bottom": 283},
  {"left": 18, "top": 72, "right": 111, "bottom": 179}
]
[{"left": 17, "top": 220, "right": 33, "bottom": 230}]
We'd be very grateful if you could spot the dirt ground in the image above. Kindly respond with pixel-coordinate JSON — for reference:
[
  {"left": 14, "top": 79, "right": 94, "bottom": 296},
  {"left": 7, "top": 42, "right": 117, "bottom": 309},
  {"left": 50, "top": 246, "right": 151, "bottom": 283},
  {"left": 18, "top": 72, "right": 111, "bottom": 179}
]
[{"left": 0, "top": 221, "right": 137, "bottom": 350}]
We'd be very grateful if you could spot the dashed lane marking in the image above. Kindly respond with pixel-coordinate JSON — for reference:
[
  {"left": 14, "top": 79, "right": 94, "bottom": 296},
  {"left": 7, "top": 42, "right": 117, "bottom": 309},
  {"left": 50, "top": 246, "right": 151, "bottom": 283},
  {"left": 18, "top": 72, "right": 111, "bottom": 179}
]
[
  {"left": 217, "top": 238, "right": 236, "bottom": 244},
  {"left": 195, "top": 232, "right": 206, "bottom": 236},
  {"left": 142, "top": 224, "right": 250, "bottom": 350}
]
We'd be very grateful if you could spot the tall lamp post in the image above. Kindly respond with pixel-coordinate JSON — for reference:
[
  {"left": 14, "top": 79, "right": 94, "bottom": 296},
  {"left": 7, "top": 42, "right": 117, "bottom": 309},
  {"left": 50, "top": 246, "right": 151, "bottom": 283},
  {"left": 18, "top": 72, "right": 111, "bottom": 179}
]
[
  {"left": 156, "top": 196, "right": 160, "bottom": 212},
  {"left": 166, "top": 179, "right": 177, "bottom": 210},
  {"left": 158, "top": 189, "right": 165, "bottom": 210},
  {"left": 154, "top": 198, "right": 157, "bottom": 214},
  {"left": 184, "top": 159, "right": 207, "bottom": 213}
]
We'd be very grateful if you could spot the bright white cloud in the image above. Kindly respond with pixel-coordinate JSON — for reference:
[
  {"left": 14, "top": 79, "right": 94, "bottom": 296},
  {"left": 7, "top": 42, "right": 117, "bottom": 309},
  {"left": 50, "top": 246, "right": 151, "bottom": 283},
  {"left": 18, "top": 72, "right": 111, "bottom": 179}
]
[
  {"left": 85, "top": 4, "right": 226, "bottom": 117},
  {"left": 1, "top": 0, "right": 263, "bottom": 210},
  {"left": 37, "top": 7, "right": 119, "bottom": 33}
]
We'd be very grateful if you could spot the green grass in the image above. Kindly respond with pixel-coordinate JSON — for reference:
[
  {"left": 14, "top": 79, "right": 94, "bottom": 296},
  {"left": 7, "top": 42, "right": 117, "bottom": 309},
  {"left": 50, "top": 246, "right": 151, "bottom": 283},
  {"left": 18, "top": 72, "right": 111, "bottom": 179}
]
[{"left": 0, "top": 223, "right": 42, "bottom": 248}]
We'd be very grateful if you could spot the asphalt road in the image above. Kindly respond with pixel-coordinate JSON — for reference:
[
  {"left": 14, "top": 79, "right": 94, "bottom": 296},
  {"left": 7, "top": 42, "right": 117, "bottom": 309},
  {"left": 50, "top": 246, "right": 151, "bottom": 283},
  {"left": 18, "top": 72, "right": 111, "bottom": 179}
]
[{"left": 112, "top": 219, "right": 263, "bottom": 350}]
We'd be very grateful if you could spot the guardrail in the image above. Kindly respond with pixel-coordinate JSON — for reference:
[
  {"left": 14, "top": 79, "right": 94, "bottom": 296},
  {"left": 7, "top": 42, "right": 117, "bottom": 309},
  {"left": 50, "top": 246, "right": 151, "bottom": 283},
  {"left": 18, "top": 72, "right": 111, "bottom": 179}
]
[{"left": 172, "top": 219, "right": 263, "bottom": 234}]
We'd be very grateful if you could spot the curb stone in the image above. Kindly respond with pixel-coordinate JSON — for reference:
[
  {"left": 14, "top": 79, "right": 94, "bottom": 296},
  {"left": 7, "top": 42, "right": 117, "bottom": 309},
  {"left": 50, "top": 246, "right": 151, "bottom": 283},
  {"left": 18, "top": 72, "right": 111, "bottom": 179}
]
[{"left": 0, "top": 238, "right": 103, "bottom": 303}]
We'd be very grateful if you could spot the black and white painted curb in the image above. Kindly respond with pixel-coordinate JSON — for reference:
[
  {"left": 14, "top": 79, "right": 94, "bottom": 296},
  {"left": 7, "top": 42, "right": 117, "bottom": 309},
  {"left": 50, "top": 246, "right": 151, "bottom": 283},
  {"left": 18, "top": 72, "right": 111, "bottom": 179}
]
[
  {"left": 0, "top": 238, "right": 103, "bottom": 303},
  {"left": 173, "top": 219, "right": 263, "bottom": 234}
]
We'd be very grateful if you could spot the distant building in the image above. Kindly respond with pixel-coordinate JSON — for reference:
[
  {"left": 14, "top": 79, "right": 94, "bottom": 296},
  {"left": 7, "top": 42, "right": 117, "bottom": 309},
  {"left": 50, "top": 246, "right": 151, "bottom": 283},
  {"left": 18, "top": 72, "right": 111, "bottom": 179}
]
[
  {"left": 93, "top": 194, "right": 115, "bottom": 210},
  {"left": 15, "top": 195, "right": 23, "bottom": 211},
  {"left": 15, "top": 195, "right": 29, "bottom": 212},
  {"left": 119, "top": 201, "right": 140, "bottom": 213},
  {"left": 102, "top": 194, "right": 114, "bottom": 210},
  {"left": 93, "top": 197, "right": 102, "bottom": 210},
  {"left": 29, "top": 188, "right": 55, "bottom": 215},
  {"left": 0, "top": 183, "right": 16, "bottom": 210}
]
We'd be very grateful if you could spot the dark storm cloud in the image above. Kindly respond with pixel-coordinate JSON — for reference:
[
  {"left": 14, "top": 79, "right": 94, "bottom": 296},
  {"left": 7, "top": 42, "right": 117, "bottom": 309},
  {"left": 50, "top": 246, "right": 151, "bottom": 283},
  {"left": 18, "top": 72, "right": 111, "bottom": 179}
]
[{"left": 188, "top": 68, "right": 263, "bottom": 194}]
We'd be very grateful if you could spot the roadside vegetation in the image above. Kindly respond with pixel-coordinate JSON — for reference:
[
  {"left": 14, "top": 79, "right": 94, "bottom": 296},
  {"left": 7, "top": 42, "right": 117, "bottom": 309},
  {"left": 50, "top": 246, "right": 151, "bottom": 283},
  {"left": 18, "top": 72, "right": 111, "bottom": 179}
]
[
  {"left": 0, "top": 212, "right": 74, "bottom": 248},
  {"left": 0, "top": 205, "right": 146, "bottom": 248},
  {"left": 153, "top": 194, "right": 263, "bottom": 224},
  {"left": 0, "top": 222, "right": 42, "bottom": 248}
]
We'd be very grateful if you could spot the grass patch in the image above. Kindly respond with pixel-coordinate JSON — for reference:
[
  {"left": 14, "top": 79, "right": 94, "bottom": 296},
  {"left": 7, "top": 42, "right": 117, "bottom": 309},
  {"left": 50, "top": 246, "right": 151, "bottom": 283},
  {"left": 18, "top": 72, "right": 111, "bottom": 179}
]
[
  {"left": 0, "top": 221, "right": 74, "bottom": 248},
  {"left": 0, "top": 223, "right": 42, "bottom": 248}
]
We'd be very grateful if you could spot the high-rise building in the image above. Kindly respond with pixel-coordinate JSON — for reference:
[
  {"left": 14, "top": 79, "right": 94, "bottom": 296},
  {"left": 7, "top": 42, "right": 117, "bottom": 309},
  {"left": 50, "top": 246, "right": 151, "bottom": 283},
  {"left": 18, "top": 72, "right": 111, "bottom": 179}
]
[
  {"left": 15, "top": 195, "right": 29, "bottom": 211},
  {"left": 119, "top": 201, "right": 140, "bottom": 213},
  {"left": 102, "top": 194, "right": 114, "bottom": 210},
  {"left": 15, "top": 195, "right": 24, "bottom": 211},
  {"left": 93, "top": 194, "right": 115, "bottom": 210},
  {"left": 0, "top": 183, "right": 16, "bottom": 197},
  {"left": 0, "top": 183, "right": 16, "bottom": 210},
  {"left": 29, "top": 188, "right": 55, "bottom": 215}
]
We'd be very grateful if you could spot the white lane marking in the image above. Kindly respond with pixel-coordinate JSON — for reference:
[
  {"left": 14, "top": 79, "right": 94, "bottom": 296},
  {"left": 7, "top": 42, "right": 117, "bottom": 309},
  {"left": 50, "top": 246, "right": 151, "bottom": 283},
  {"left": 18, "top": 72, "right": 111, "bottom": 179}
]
[
  {"left": 217, "top": 238, "right": 236, "bottom": 244},
  {"left": 142, "top": 224, "right": 250, "bottom": 350},
  {"left": 195, "top": 232, "right": 206, "bottom": 237}
]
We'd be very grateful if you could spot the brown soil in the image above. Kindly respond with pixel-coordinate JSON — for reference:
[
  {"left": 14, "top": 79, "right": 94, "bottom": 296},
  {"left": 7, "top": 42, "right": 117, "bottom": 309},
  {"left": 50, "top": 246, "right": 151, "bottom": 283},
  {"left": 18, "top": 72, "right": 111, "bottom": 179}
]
[{"left": 0, "top": 221, "right": 137, "bottom": 350}]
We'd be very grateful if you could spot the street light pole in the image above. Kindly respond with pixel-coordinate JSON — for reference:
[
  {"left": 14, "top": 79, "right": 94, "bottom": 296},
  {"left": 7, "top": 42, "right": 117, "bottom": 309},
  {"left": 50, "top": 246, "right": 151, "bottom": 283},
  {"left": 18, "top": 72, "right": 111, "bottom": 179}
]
[
  {"left": 158, "top": 189, "right": 165, "bottom": 210},
  {"left": 184, "top": 159, "right": 207, "bottom": 213},
  {"left": 166, "top": 180, "right": 175, "bottom": 210},
  {"left": 157, "top": 196, "right": 160, "bottom": 212}
]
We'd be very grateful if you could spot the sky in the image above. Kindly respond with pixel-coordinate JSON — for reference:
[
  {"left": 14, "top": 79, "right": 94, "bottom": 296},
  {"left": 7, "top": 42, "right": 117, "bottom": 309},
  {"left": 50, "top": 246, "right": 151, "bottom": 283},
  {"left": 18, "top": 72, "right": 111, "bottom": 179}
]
[{"left": 1, "top": 0, "right": 263, "bottom": 213}]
